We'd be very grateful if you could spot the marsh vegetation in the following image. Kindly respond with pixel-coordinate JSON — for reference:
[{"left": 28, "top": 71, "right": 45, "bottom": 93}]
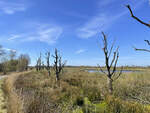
[
  {"left": 3, "top": 68, "right": 150, "bottom": 113},
  {"left": 0, "top": 2, "right": 150, "bottom": 113}
]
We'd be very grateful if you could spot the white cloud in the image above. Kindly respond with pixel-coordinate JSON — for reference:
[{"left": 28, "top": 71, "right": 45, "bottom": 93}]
[
  {"left": 77, "top": 14, "right": 108, "bottom": 38},
  {"left": 8, "top": 34, "right": 21, "bottom": 40},
  {"left": 75, "top": 49, "right": 86, "bottom": 54},
  {"left": 3, "top": 48, "right": 17, "bottom": 52},
  {"left": 8, "top": 24, "right": 63, "bottom": 45},
  {"left": 77, "top": 12, "right": 126, "bottom": 38},
  {"left": 0, "top": 1, "right": 27, "bottom": 14},
  {"left": 37, "top": 27, "right": 62, "bottom": 44},
  {"left": 76, "top": 0, "right": 147, "bottom": 39}
]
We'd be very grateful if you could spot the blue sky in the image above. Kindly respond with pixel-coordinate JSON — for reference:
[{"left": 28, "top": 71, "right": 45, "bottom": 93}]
[{"left": 0, "top": 0, "right": 150, "bottom": 66}]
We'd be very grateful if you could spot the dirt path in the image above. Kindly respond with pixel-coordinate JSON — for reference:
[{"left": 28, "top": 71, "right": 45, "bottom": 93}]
[
  {"left": 0, "top": 71, "right": 31, "bottom": 113},
  {"left": 0, "top": 76, "right": 7, "bottom": 113}
]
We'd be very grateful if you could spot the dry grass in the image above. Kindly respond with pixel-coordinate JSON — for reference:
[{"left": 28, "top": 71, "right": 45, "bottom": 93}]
[
  {"left": 3, "top": 68, "right": 150, "bottom": 113},
  {"left": 0, "top": 79, "right": 7, "bottom": 113},
  {"left": 3, "top": 71, "right": 31, "bottom": 113}
]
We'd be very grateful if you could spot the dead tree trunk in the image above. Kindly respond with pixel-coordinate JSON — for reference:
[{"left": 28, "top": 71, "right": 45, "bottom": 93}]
[
  {"left": 38, "top": 53, "right": 42, "bottom": 71},
  {"left": 36, "top": 53, "right": 42, "bottom": 71},
  {"left": 108, "top": 78, "right": 113, "bottom": 94},
  {"left": 98, "top": 32, "right": 123, "bottom": 94},
  {"left": 53, "top": 49, "right": 65, "bottom": 82},
  {"left": 45, "top": 51, "right": 51, "bottom": 76}
]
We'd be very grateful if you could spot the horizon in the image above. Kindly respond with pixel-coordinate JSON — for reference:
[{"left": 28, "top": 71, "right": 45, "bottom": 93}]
[{"left": 0, "top": 0, "right": 150, "bottom": 66}]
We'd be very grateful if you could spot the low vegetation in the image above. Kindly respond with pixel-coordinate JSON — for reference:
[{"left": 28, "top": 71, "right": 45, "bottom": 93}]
[
  {"left": 0, "top": 78, "right": 7, "bottom": 113},
  {"left": 3, "top": 68, "right": 150, "bottom": 113}
]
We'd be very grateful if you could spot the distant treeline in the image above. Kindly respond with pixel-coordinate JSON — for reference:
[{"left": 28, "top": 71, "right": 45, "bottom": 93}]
[{"left": 0, "top": 45, "right": 30, "bottom": 74}]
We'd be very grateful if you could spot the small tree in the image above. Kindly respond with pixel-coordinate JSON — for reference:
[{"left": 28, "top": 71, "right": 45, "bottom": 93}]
[
  {"left": 17, "top": 54, "right": 30, "bottom": 72},
  {"left": 53, "top": 49, "right": 66, "bottom": 82},
  {"left": 126, "top": 5, "right": 150, "bottom": 52},
  {"left": 1, "top": 57, "right": 8, "bottom": 75},
  {"left": 99, "top": 32, "right": 123, "bottom": 94},
  {"left": 8, "top": 50, "right": 18, "bottom": 71},
  {"left": 45, "top": 51, "right": 51, "bottom": 76}
]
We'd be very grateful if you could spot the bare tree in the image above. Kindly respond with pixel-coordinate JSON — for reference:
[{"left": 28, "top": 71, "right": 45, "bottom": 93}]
[
  {"left": 36, "top": 53, "right": 42, "bottom": 71},
  {"left": 126, "top": 5, "right": 150, "bottom": 52},
  {"left": 45, "top": 51, "right": 51, "bottom": 76},
  {"left": 99, "top": 32, "right": 123, "bottom": 94},
  {"left": 53, "top": 49, "right": 66, "bottom": 82}
]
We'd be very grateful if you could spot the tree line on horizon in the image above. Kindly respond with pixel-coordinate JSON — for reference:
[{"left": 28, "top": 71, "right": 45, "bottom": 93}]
[{"left": 0, "top": 47, "right": 30, "bottom": 74}]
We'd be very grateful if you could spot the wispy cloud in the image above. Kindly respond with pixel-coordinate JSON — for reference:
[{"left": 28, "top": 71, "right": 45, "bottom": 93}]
[
  {"left": 8, "top": 23, "right": 63, "bottom": 45},
  {"left": 3, "top": 48, "right": 17, "bottom": 52},
  {"left": 75, "top": 49, "right": 86, "bottom": 54},
  {"left": 0, "top": 1, "right": 27, "bottom": 14},
  {"left": 77, "top": 14, "right": 108, "bottom": 38},
  {"left": 8, "top": 34, "right": 22, "bottom": 40},
  {"left": 77, "top": 0, "right": 146, "bottom": 38},
  {"left": 77, "top": 12, "right": 126, "bottom": 38}
]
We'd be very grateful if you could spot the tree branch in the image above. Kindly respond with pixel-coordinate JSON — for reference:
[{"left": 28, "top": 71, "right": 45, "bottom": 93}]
[
  {"left": 133, "top": 47, "right": 150, "bottom": 52},
  {"left": 113, "top": 66, "right": 123, "bottom": 81},
  {"left": 126, "top": 5, "right": 150, "bottom": 28},
  {"left": 144, "top": 40, "right": 150, "bottom": 46},
  {"left": 98, "top": 64, "right": 106, "bottom": 74},
  {"left": 108, "top": 40, "right": 115, "bottom": 58},
  {"left": 110, "top": 47, "right": 119, "bottom": 68},
  {"left": 111, "top": 52, "right": 119, "bottom": 75}
]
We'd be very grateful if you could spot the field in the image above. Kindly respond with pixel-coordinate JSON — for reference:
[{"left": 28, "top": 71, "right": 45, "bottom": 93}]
[{"left": 3, "top": 67, "right": 150, "bottom": 113}]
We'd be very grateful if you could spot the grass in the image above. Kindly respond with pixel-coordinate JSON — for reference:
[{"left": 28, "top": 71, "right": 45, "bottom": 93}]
[
  {"left": 0, "top": 78, "right": 7, "bottom": 113},
  {"left": 3, "top": 67, "right": 150, "bottom": 113}
]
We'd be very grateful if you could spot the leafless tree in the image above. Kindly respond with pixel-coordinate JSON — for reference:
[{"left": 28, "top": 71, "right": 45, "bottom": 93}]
[
  {"left": 99, "top": 32, "right": 123, "bottom": 94},
  {"left": 45, "top": 51, "right": 51, "bottom": 76},
  {"left": 126, "top": 5, "right": 150, "bottom": 52},
  {"left": 53, "top": 49, "right": 66, "bottom": 82},
  {"left": 36, "top": 53, "right": 42, "bottom": 71}
]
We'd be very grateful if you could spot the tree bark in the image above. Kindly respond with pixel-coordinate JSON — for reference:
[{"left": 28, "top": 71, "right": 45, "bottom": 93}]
[
  {"left": 108, "top": 78, "right": 113, "bottom": 94},
  {"left": 48, "top": 70, "right": 50, "bottom": 76},
  {"left": 56, "top": 73, "right": 59, "bottom": 82}
]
